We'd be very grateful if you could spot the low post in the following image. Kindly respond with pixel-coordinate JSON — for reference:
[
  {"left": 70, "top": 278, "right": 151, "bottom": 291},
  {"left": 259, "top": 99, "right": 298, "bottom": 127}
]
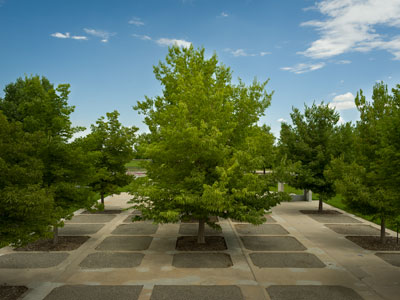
[
  {"left": 303, "top": 189, "right": 312, "bottom": 202},
  {"left": 278, "top": 182, "right": 284, "bottom": 192}
]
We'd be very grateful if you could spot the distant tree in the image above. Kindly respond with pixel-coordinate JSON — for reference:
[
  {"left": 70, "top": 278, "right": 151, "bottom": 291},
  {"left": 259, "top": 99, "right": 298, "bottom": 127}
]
[
  {"left": 279, "top": 103, "right": 343, "bottom": 212},
  {"left": 0, "top": 75, "right": 96, "bottom": 244},
  {"left": 329, "top": 83, "right": 400, "bottom": 243},
  {"left": 130, "top": 46, "right": 283, "bottom": 244},
  {"left": 82, "top": 111, "right": 137, "bottom": 206},
  {"left": 246, "top": 125, "right": 275, "bottom": 174},
  {"left": 0, "top": 112, "right": 55, "bottom": 247}
]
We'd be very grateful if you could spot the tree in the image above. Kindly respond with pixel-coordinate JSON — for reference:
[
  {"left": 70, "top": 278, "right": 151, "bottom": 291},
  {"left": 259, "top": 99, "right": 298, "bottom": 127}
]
[
  {"left": 0, "top": 75, "right": 96, "bottom": 244},
  {"left": 82, "top": 111, "right": 137, "bottom": 206},
  {"left": 329, "top": 83, "right": 400, "bottom": 243},
  {"left": 279, "top": 102, "right": 343, "bottom": 212},
  {"left": 246, "top": 125, "right": 275, "bottom": 174},
  {"left": 0, "top": 112, "right": 55, "bottom": 247},
  {"left": 130, "top": 46, "right": 283, "bottom": 244}
]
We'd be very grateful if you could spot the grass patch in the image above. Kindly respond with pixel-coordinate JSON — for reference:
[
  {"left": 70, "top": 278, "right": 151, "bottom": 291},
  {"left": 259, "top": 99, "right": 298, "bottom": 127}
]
[{"left": 125, "top": 159, "right": 148, "bottom": 172}]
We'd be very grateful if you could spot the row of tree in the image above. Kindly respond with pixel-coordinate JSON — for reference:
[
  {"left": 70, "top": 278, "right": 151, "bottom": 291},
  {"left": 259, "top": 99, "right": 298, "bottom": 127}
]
[{"left": 0, "top": 76, "right": 136, "bottom": 248}]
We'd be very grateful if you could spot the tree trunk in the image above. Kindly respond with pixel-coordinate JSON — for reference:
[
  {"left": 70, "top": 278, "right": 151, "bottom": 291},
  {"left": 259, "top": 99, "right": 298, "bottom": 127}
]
[
  {"left": 263, "top": 167, "right": 266, "bottom": 174},
  {"left": 380, "top": 217, "right": 386, "bottom": 244},
  {"left": 197, "top": 219, "right": 206, "bottom": 244},
  {"left": 318, "top": 198, "right": 323, "bottom": 213},
  {"left": 101, "top": 192, "right": 105, "bottom": 205},
  {"left": 53, "top": 226, "right": 59, "bottom": 245}
]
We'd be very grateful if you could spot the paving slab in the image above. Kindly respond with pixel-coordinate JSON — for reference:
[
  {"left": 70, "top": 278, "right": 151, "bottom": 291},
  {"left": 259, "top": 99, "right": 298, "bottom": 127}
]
[
  {"left": 111, "top": 223, "right": 158, "bottom": 235},
  {"left": 79, "top": 252, "right": 144, "bottom": 268},
  {"left": 178, "top": 223, "right": 222, "bottom": 235},
  {"left": 66, "top": 215, "right": 116, "bottom": 223},
  {"left": 0, "top": 253, "right": 69, "bottom": 268},
  {"left": 172, "top": 253, "right": 233, "bottom": 268},
  {"left": 59, "top": 224, "right": 105, "bottom": 235},
  {"left": 266, "top": 285, "right": 363, "bottom": 300},
  {"left": 43, "top": 285, "right": 143, "bottom": 300},
  {"left": 150, "top": 285, "right": 243, "bottom": 300},
  {"left": 82, "top": 210, "right": 122, "bottom": 214},
  {"left": 249, "top": 252, "right": 325, "bottom": 268},
  {"left": 235, "top": 224, "right": 288, "bottom": 235},
  {"left": 241, "top": 236, "right": 307, "bottom": 251},
  {"left": 96, "top": 236, "right": 153, "bottom": 251},
  {"left": 304, "top": 214, "right": 361, "bottom": 224},
  {"left": 375, "top": 253, "right": 400, "bottom": 267},
  {"left": 325, "top": 224, "right": 381, "bottom": 235}
]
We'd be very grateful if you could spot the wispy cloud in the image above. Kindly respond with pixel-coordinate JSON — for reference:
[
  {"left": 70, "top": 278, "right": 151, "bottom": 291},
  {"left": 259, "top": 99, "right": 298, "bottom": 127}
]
[
  {"left": 220, "top": 12, "right": 228, "bottom": 17},
  {"left": 129, "top": 17, "right": 144, "bottom": 26},
  {"left": 133, "top": 34, "right": 152, "bottom": 41},
  {"left": 336, "top": 60, "right": 351, "bottom": 64},
  {"left": 329, "top": 92, "right": 356, "bottom": 110},
  {"left": 277, "top": 118, "right": 287, "bottom": 123},
  {"left": 224, "top": 48, "right": 269, "bottom": 57},
  {"left": 281, "top": 62, "right": 325, "bottom": 74},
  {"left": 83, "top": 28, "right": 115, "bottom": 43},
  {"left": 156, "top": 38, "right": 191, "bottom": 48},
  {"left": 260, "top": 51, "right": 271, "bottom": 56},
  {"left": 300, "top": 0, "right": 400, "bottom": 60},
  {"left": 50, "top": 32, "right": 88, "bottom": 40}
]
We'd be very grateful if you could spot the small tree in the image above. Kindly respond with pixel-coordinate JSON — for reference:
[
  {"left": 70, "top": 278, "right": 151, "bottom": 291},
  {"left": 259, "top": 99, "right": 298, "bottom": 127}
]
[
  {"left": 130, "top": 46, "right": 283, "bottom": 244},
  {"left": 82, "top": 111, "right": 137, "bottom": 206},
  {"left": 246, "top": 125, "right": 275, "bottom": 174},
  {"left": 279, "top": 103, "right": 342, "bottom": 212},
  {"left": 329, "top": 83, "right": 400, "bottom": 243}
]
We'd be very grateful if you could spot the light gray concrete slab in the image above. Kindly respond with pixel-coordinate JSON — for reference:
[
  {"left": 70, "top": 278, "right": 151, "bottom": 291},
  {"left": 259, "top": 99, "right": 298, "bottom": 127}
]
[
  {"left": 95, "top": 236, "right": 153, "bottom": 251},
  {"left": 375, "top": 253, "right": 400, "bottom": 267},
  {"left": 150, "top": 285, "right": 243, "bottom": 300},
  {"left": 66, "top": 215, "right": 116, "bottom": 223},
  {"left": 59, "top": 224, "right": 105, "bottom": 235},
  {"left": 79, "top": 252, "right": 144, "bottom": 268},
  {"left": 326, "top": 224, "right": 381, "bottom": 235},
  {"left": 250, "top": 253, "right": 325, "bottom": 268},
  {"left": 0, "top": 253, "right": 69, "bottom": 268},
  {"left": 266, "top": 285, "right": 363, "bottom": 300},
  {"left": 179, "top": 224, "right": 222, "bottom": 235},
  {"left": 43, "top": 285, "right": 143, "bottom": 300},
  {"left": 172, "top": 253, "right": 233, "bottom": 268},
  {"left": 305, "top": 214, "right": 361, "bottom": 224},
  {"left": 82, "top": 210, "right": 122, "bottom": 214},
  {"left": 235, "top": 224, "right": 289, "bottom": 235},
  {"left": 241, "top": 236, "right": 306, "bottom": 251},
  {"left": 111, "top": 223, "right": 158, "bottom": 235}
]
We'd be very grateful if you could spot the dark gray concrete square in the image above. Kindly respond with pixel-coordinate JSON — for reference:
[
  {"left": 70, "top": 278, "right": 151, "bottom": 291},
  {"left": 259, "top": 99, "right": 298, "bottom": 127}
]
[
  {"left": 150, "top": 285, "right": 243, "bottom": 300},
  {"left": 241, "top": 236, "right": 306, "bottom": 251},
  {"left": 66, "top": 215, "right": 116, "bottom": 223},
  {"left": 44, "top": 285, "right": 143, "bottom": 300},
  {"left": 235, "top": 224, "right": 288, "bottom": 235},
  {"left": 79, "top": 252, "right": 144, "bottom": 268},
  {"left": 0, "top": 253, "right": 69, "bottom": 268},
  {"left": 96, "top": 236, "right": 153, "bottom": 251},
  {"left": 179, "top": 224, "right": 222, "bottom": 235},
  {"left": 172, "top": 253, "right": 233, "bottom": 268},
  {"left": 111, "top": 223, "right": 158, "bottom": 235},
  {"left": 306, "top": 214, "right": 361, "bottom": 224},
  {"left": 266, "top": 285, "right": 363, "bottom": 300},
  {"left": 375, "top": 253, "right": 400, "bottom": 267},
  {"left": 59, "top": 224, "right": 104, "bottom": 236},
  {"left": 250, "top": 253, "right": 325, "bottom": 268},
  {"left": 326, "top": 224, "right": 381, "bottom": 235}
]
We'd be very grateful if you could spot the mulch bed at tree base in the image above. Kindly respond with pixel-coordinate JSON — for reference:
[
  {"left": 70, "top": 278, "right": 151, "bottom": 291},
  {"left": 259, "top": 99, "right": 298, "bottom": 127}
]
[
  {"left": 299, "top": 210, "right": 342, "bottom": 215},
  {"left": 176, "top": 236, "right": 227, "bottom": 251},
  {"left": 0, "top": 285, "right": 28, "bottom": 300},
  {"left": 346, "top": 236, "right": 400, "bottom": 251},
  {"left": 15, "top": 236, "right": 90, "bottom": 251},
  {"left": 81, "top": 210, "right": 122, "bottom": 214}
]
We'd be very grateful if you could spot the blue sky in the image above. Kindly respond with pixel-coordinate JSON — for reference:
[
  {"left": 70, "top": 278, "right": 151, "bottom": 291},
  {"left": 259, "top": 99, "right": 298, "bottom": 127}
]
[{"left": 1, "top": 0, "right": 399, "bottom": 138}]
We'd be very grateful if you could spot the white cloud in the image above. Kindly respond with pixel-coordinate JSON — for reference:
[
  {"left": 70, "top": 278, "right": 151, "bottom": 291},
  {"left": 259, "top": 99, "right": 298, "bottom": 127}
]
[
  {"left": 277, "top": 118, "right": 287, "bottom": 123},
  {"left": 129, "top": 17, "right": 144, "bottom": 26},
  {"left": 336, "top": 60, "right": 351, "bottom": 64},
  {"left": 133, "top": 34, "right": 152, "bottom": 41},
  {"left": 83, "top": 28, "right": 115, "bottom": 42},
  {"left": 281, "top": 62, "right": 325, "bottom": 74},
  {"left": 156, "top": 38, "right": 191, "bottom": 48},
  {"left": 260, "top": 51, "right": 271, "bottom": 56},
  {"left": 329, "top": 92, "right": 356, "bottom": 110},
  {"left": 51, "top": 32, "right": 87, "bottom": 40},
  {"left": 220, "top": 12, "right": 228, "bottom": 17},
  {"left": 300, "top": 0, "right": 400, "bottom": 60},
  {"left": 224, "top": 48, "right": 258, "bottom": 57}
]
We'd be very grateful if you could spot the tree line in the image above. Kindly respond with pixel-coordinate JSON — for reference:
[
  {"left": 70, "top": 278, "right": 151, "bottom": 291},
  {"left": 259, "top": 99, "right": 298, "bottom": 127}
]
[{"left": 1, "top": 46, "right": 399, "bottom": 247}]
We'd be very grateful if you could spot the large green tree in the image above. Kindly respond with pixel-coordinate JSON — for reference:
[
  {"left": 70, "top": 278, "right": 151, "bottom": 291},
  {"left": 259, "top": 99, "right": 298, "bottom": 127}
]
[
  {"left": 130, "top": 46, "right": 283, "bottom": 243},
  {"left": 329, "top": 83, "right": 400, "bottom": 242},
  {"left": 82, "top": 110, "right": 137, "bottom": 206},
  {"left": 0, "top": 75, "right": 95, "bottom": 244},
  {"left": 279, "top": 103, "right": 343, "bottom": 212}
]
